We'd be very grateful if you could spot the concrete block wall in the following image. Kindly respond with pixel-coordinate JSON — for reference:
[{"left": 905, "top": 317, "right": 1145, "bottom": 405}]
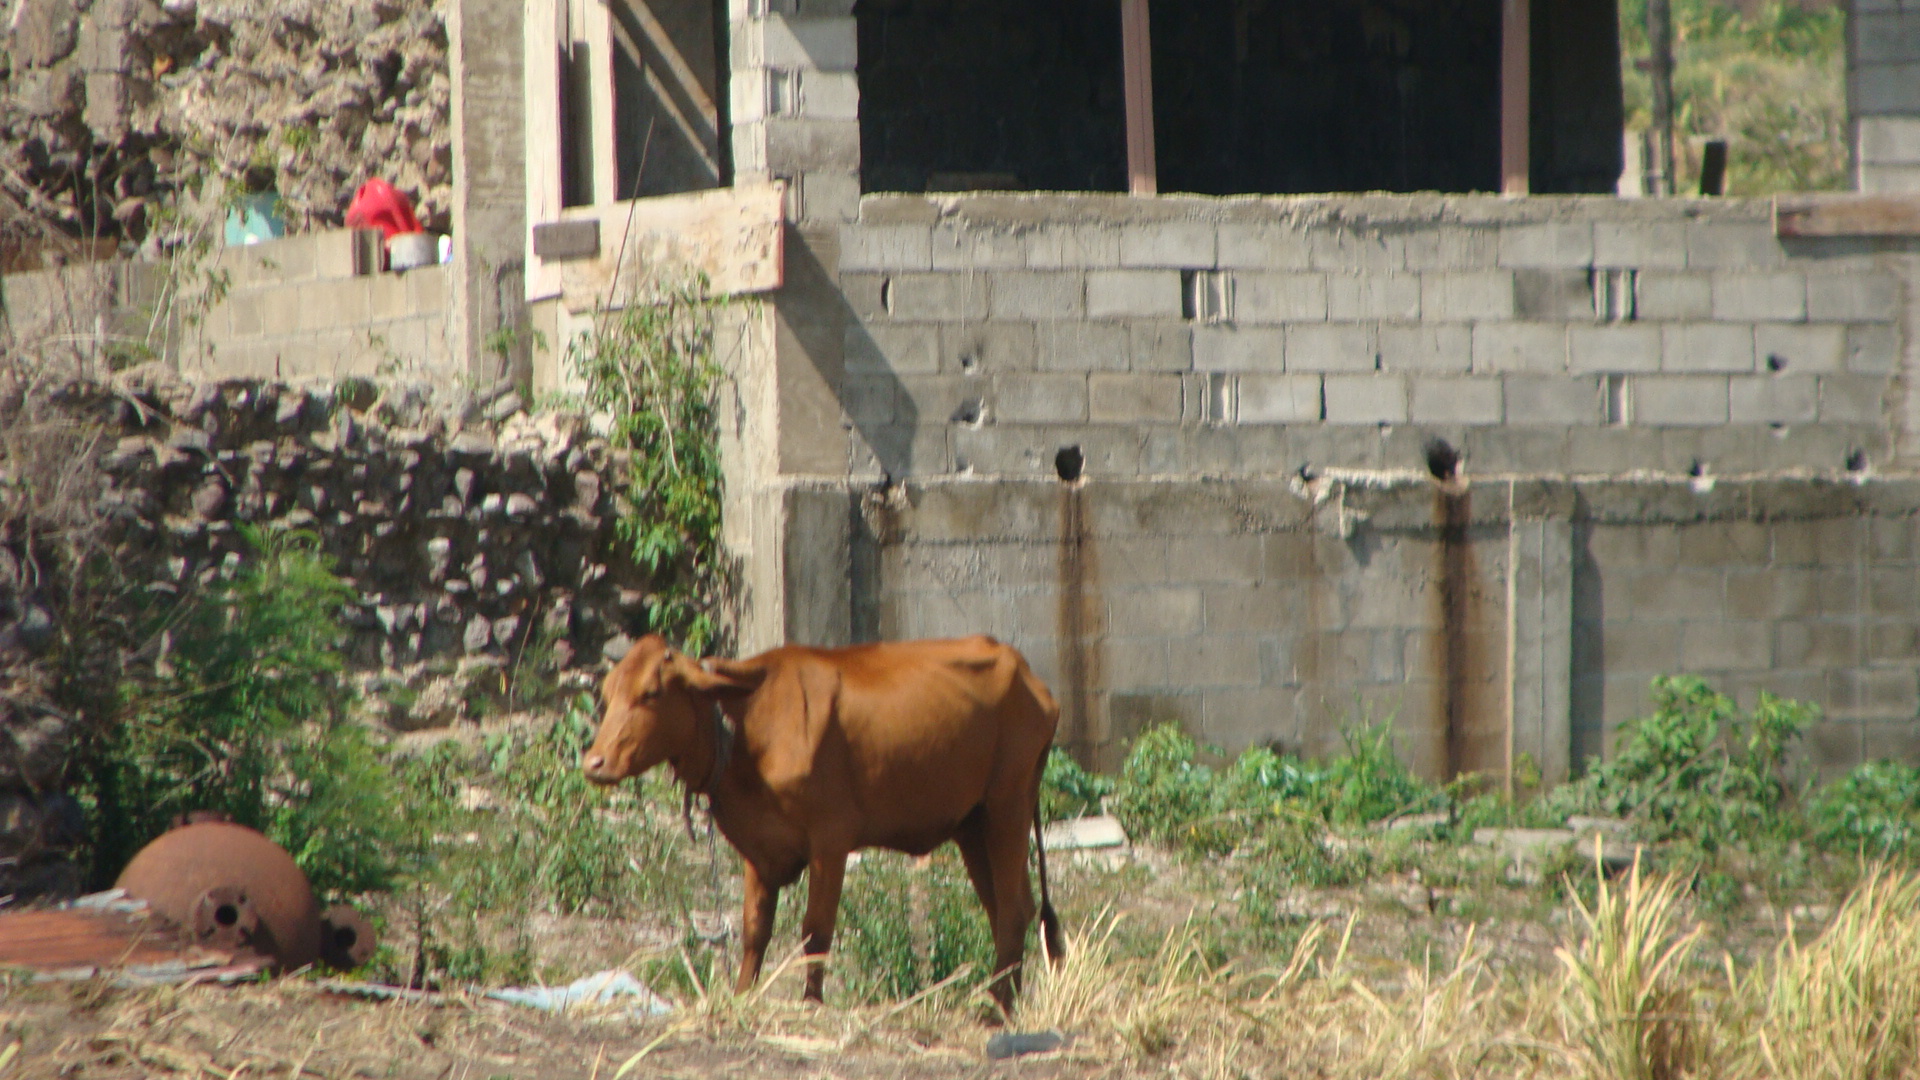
[
  {"left": 824, "top": 195, "right": 1910, "bottom": 483},
  {"left": 1850, "top": 0, "right": 1920, "bottom": 192},
  {"left": 183, "top": 230, "right": 456, "bottom": 381},
  {"left": 729, "top": 0, "right": 860, "bottom": 226}
]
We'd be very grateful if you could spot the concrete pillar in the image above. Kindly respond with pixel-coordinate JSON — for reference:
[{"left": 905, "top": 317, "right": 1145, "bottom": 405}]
[
  {"left": 1507, "top": 513, "right": 1574, "bottom": 788},
  {"left": 450, "top": 0, "right": 530, "bottom": 384},
  {"left": 1849, "top": 0, "right": 1920, "bottom": 192}
]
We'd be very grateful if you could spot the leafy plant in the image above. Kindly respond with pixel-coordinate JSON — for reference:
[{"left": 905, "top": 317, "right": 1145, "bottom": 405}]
[
  {"left": 1811, "top": 761, "right": 1920, "bottom": 861},
  {"left": 568, "top": 278, "right": 729, "bottom": 653},
  {"left": 1040, "top": 748, "right": 1115, "bottom": 822},
  {"left": 77, "top": 526, "right": 401, "bottom": 898},
  {"left": 1551, "top": 676, "right": 1814, "bottom": 851},
  {"left": 835, "top": 850, "right": 995, "bottom": 1004}
]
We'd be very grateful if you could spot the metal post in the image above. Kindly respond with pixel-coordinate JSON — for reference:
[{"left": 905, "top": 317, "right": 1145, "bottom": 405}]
[
  {"left": 1500, "top": 0, "right": 1530, "bottom": 195},
  {"left": 1121, "top": 0, "right": 1158, "bottom": 196}
]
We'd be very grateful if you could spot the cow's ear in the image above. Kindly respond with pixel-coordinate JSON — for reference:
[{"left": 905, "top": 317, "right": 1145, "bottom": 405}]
[{"left": 675, "top": 654, "right": 766, "bottom": 697}]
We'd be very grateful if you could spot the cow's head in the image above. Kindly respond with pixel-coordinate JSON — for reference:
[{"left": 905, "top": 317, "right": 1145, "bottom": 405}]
[{"left": 582, "top": 635, "right": 759, "bottom": 785}]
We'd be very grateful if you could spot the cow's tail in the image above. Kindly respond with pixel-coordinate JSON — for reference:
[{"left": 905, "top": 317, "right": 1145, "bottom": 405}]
[{"left": 1032, "top": 796, "right": 1066, "bottom": 964}]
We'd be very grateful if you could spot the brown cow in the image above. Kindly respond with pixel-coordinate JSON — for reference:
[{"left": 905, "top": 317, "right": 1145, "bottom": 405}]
[{"left": 582, "top": 634, "right": 1065, "bottom": 1008}]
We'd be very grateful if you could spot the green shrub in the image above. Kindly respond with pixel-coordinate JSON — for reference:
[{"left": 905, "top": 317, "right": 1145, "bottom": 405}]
[
  {"left": 1550, "top": 675, "right": 1814, "bottom": 851},
  {"left": 1812, "top": 761, "right": 1920, "bottom": 861},
  {"left": 1112, "top": 725, "right": 1240, "bottom": 853},
  {"left": 1040, "top": 747, "right": 1116, "bottom": 822},
  {"left": 835, "top": 849, "right": 994, "bottom": 1004},
  {"left": 78, "top": 526, "right": 401, "bottom": 898}
]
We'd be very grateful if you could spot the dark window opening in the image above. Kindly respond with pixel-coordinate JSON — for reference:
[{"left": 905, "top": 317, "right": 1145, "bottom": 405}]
[
  {"left": 612, "top": 0, "right": 730, "bottom": 199},
  {"left": 856, "top": 0, "right": 1128, "bottom": 194}
]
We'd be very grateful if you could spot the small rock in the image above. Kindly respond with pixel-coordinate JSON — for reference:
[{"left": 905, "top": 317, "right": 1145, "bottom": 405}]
[
  {"left": 986, "top": 1032, "right": 1067, "bottom": 1060},
  {"left": 505, "top": 493, "right": 536, "bottom": 519},
  {"left": 484, "top": 392, "right": 524, "bottom": 423},
  {"left": 1042, "top": 815, "right": 1127, "bottom": 851},
  {"left": 450, "top": 431, "right": 494, "bottom": 458},
  {"left": 492, "top": 615, "right": 522, "bottom": 647},
  {"left": 463, "top": 615, "right": 493, "bottom": 653},
  {"left": 190, "top": 477, "right": 229, "bottom": 520},
  {"left": 276, "top": 391, "right": 307, "bottom": 426},
  {"left": 15, "top": 606, "right": 55, "bottom": 654},
  {"left": 603, "top": 634, "right": 635, "bottom": 662},
  {"left": 167, "top": 426, "right": 212, "bottom": 454}
]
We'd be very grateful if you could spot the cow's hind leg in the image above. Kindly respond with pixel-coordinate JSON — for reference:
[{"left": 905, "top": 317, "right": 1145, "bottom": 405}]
[
  {"left": 981, "top": 811, "right": 1038, "bottom": 1013},
  {"left": 954, "top": 811, "right": 999, "bottom": 931},
  {"left": 801, "top": 850, "right": 848, "bottom": 1003},
  {"left": 737, "top": 861, "right": 781, "bottom": 994}
]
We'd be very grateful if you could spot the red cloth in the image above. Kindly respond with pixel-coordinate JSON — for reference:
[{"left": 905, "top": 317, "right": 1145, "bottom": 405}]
[{"left": 343, "top": 178, "right": 422, "bottom": 240}]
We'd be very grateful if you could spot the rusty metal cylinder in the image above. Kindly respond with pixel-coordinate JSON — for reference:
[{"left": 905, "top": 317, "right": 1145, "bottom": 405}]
[{"left": 115, "top": 821, "right": 324, "bottom": 971}]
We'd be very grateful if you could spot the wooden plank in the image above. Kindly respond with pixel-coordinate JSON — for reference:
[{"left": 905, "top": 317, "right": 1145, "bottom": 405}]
[
  {"left": 554, "top": 181, "right": 786, "bottom": 311},
  {"left": 524, "top": 0, "right": 565, "bottom": 302},
  {"left": 1775, "top": 195, "right": 1920, "bottom": 238},
  {"left": 1500, "top": 0, "right": 1530, "bottom": 195},
  {"left": 583, "top": 0, "right": 620, "bottom": 206},
  {"left": 1120, "top": 0, "right": 1157, "bottom": 197}
]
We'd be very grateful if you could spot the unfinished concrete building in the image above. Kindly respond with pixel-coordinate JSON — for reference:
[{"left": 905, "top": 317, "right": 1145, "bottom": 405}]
[{"left": 494, "top": 0, "right": 1920, "bottom": 781}]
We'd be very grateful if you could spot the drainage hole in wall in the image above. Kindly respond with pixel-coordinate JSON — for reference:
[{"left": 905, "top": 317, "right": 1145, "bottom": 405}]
[
  {"left": 1297, "top": 462, "right": 1317, "bottom": 483},
  {"left": 950, "top": 399, "right": 985, "bottom": 426},
  {"left": 1688, "top": 459, "right": 1707, "bottom": 478},
  {"left": 1766, "top": 352, "right": 1788, "bottom": 372},
  {"left": 1424, "top": 438, "right": 1460, "bottom": 482},
  {"left": 959, "top": 353, "right": 979, "bottom": 374},
  {"left": 1847, "top": 449, "right": 1868, "bottom": 472},
  {"left": 1055, "top": 445, "right": 1084, "bottom": 482}
]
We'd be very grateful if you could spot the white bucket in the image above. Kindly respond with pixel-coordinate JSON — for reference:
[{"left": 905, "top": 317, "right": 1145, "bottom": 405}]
[{"left": 387, "top": 232, "right": 438, "bottom": 272}]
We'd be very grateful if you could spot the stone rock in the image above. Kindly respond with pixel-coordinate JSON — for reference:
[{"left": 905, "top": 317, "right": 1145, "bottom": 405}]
[
  {"left": 505, "top": 493, "right": 536, "bottom": 519},
  {"left": 484, "top": 392, "right": 524, "bottom": 423},
  {"left": 15, "top": 605, "right": 55, "bottom": 654},
  {"left": 462, "top": 615, "right": 492, "bottom": 654},
  {"left": 603, "top": 634, "right": 634, "bottom": 662},
  {"left": 190, "top": 477, "right": 229, "bottom": 519},
  {"left": 1, "top": 705, "right": 75, "bottom": 790},
  {"left": 167, "top": 426, "right": 211, "bottom": 453},
  {"left": 11, "top": 1, "right": 80, "bottom": 69},
  {"left": 492, "top": 615, "right": 521, "bottom": 648},
  {"left": 451, "top": 431, "right": 494, "bottom": 459}
]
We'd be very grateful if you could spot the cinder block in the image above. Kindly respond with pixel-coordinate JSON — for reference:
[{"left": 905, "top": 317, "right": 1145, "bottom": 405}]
[
  {"left": 1470, "top": 322, "right": 1566, "bottom": 373},
  {"left": 1661, "top": 324, "right": 1754, "bottom": 373},
  {"left": 1237, "top": 374, "right": 1324, "bottom": 423},
  {"left": 801, "top": 170, "right": 861, "bottom": 224},
  {"left": 1625, "top": 568, "right": 1727, "bottom": 620},
  {"left": 1635, "top": 271, "right": 1712, "bottom": 320},
  {"left": 1498, "top": 222, "right": 1594, "bottom": 268},
  {"left": 845, "top": 321, "right": 940, "bottom": 374},
  {"left": 1286, "top": 324, "right": 1377, "bottom": 372},
  {"left": 1755, "top": 324, "right": 1845, "bottom": 374},
  {"left": 988, "top": 271, "right": 1085, "bottom": 320},
  {"left": 1729, "top": 375, "right": 1818, "bottom": 423},
  {"left": 1861, "top": 117, "right": 1920, "bottom": 164},
  {"left": 1409, "top": 377, "right": 1503, "bottom": 424},
  {"left": 1568, "top": 324, "right": 1661, "bottom": 373},
  {"left": 800, "top": 70, "right": 859, "bottom": 120},
  {"left": 930, "top": 224, "right": 1025, "bottom": 270},
  {"left": 1026, "top": 226, "right": 1121, "bottom": 269},
  {"left": 1859, "top": 163, "right": 1920, "bottom": 192},
  {"left": 1632, "top": 375, "right": 1729, "bottom": 425},
  {"left": 367, "top": 274, "right": 410, "bottom": 321},
  {"left": 1323, "top": 374, "right": 1407, "bottom": 423},
  {"left": 1307, "top": 229, "right": 1404, "bottom": 271},
  {"left": 1855, "top": 13, "right": 1920, "bottom": 65},
  {"left": 1685, "top": 221, "right": 1785, "bottom": 269},
  {"left": 841, "top": 375, "right": 896, "bottom": 425},
  {"left": 1192, "top": 326, "right": 1285, "bottom": 372},
  {"left": 1379, "top": 325, "right": 1471, "bottom": 372},
  {"left": 1165, "top": 635, "right": 1262, "bottom": 687},
  {"left": 1036, "top": 321, "right": 1126, "bottom": 372},
  {"left": 1514, "top": 268, "right": 1595, "bottom": 320},
  {"left": 1421, "top": 272, "right": 1515, "bottom": 321},
  {"left": 405, "top": 265, "right": 448, "bottom": 312},
  {"left": 1326, "top": 273, "right": 1421, "bottom": 320},
  {"left": 1806, "top": 272, "right": 1900, "bottom": 321},
  {"left": 1088, "top": 270, "right": 1182, "bottom": 318},
  {"left": 1504, "top": 375, "right": 1602, "bottom": 425},
  {"left": 1593, "top": 222, "right": 1688, "bottom": 270},
  {"left": 297, "top": 278, "right": 370, "bottom": 333},
  {"left": 1107, "top": 587, "right": 1203, "bottom": 636},
  {"left": 1710, "top": 271, "right": 1806, "bottom": 321},
  {"left": 764, "top": 118, "right": 860, "bottom": 171},
  {"left": 1089, "top": 373, "right": 1183, "bottom": 423},
  {"left": 1854, "top": 62, "right": 1920, "bottom": 116},
  {"left": 1401, "top": 226, "right": 1497, "bottom": 271},
  {"left": 224, "top": 291, "right": 265, "bottom": 337},
  {"left": 757, "top": 15, "right": 858, "bottom": 71},
  {"left": 1847, "top": 323, "right": 1901, "bottom": 374},
  {"left": 1119, "top": 221, "right": 1217, "bottom": 268},
  {"left": 1129, "top": 321, "right": 1193, "bottom": 372},
  {"left": 1234, "top": 272, "right": 1329, "bottom": 323},
  {"left": 840, "top": 224, "right": 933, "bottom": 272},
  {"left": 1217, "top": 224, "right": 1313, "bottom": 269},
  {"left": 1820, "top": 374, "right": 1888, "bottom": 424},
  {"left": 992, "top": 373, "right": 1087, "bottom": 423},
  {"left": 888, "top": 273, "right": 987, "bottom": 320},
  {"left": 1681, "top": 622, "right": 1772, "bottom": 672}
]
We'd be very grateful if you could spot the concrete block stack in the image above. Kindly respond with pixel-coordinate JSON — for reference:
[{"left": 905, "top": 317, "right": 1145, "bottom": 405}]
[
  {"left": 1851, "top": 0, "right": 1920, "bottom": 192},
  {"left": 730, "top": 0, "right": 861, "bottom": 226}
]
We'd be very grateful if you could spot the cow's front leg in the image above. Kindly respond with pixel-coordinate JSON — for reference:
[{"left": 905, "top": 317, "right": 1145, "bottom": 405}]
[
  {"left": 737, "top": 861, "right": 779, "bottom": 994},
  {"left": 800, "top": 850, "right": 848, "bottom": 1003}
]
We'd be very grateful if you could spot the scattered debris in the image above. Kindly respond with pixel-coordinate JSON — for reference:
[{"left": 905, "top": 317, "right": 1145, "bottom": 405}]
[
  {"left": 985, "top": 1030, "right": 1068, "bottom": 1059},
  {"left": 486, "top": 969, "right": 673, "bottom": 1017},
  {"left": 1042, "top": 815, "right": 1126, "bottom": 851},
  {"left": 0, "top": 890, "right": 270, "bottom": 985}
]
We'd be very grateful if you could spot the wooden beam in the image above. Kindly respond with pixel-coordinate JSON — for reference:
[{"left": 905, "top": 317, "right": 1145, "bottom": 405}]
[
  {"left": 1120, "top": 0, "right": 1157, "bottom": 196},
  {"left": 1775, "top": 195, "right": 1920, "bottom": 238},
  {"left": 552, "top": 181, "right": 787, "bottom": 312},
  {"left": 1499, "top": 0, "right": 1530, "bottom": 195},
  {"left": 524, "top": 0, "right": 565, "bottom": 302}
]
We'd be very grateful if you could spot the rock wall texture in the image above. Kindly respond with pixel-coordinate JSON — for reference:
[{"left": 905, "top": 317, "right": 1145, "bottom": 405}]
[
  {"left": 0, "top": 366, "right": 655, "bottom": 898},
  {"left": 1, "top": 0, "right": 452, "bottom": 251}
]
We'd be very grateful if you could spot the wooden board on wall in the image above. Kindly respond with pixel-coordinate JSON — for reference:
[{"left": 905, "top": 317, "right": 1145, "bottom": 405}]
[
  {"left": 1776, "top": 195, "right": 1920, "bottom": 238},
  {"left": 552, "top": 181, "right": 785, "bottom": 312}
]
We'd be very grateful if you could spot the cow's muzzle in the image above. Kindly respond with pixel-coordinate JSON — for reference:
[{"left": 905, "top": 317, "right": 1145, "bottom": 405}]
[{"left": 581, "top": 753, "right": 619, "bottom": 785}]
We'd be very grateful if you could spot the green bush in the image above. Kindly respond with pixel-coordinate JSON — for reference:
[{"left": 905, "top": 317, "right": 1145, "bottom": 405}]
[
  {"left": 1040, "top": 747, "right": 1116, "bottom": 822},
  {"left": 835, "top": 849, "right": 994, "bottom": 1004},
  {"left": 1112, "top": 725, "right": 1239, "bottom": 853},
  {"left": 1812, "top": 761, "right": 1920, "bottom": 862},
  {"left": 1550, "top": 675, "right": 1814, "bottom": 851},
  {"left": 78, "top": 526, "right": 401, "bottom": 898}
]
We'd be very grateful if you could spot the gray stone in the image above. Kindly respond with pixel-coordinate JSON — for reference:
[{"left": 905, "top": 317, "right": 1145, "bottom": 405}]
[
  {"left": 484, "top": 392, "right": 525, "bottom": 422},
  {"left": 190, "top": 477, "right": 229, "bottom": 519},
  {"left": 463, "top": 615, "right": 493, "bottom": 653},
  {"left": 492, "top": 615, "right": 522, "bottom": 647},
  {"left": 505, "top": 493, "right": 537, "bottom": 518}
]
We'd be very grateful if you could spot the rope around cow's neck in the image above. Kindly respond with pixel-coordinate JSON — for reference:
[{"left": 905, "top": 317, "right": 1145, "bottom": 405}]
[{"left": 680, "top": 701, "right": 734, "bottom": 840}]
